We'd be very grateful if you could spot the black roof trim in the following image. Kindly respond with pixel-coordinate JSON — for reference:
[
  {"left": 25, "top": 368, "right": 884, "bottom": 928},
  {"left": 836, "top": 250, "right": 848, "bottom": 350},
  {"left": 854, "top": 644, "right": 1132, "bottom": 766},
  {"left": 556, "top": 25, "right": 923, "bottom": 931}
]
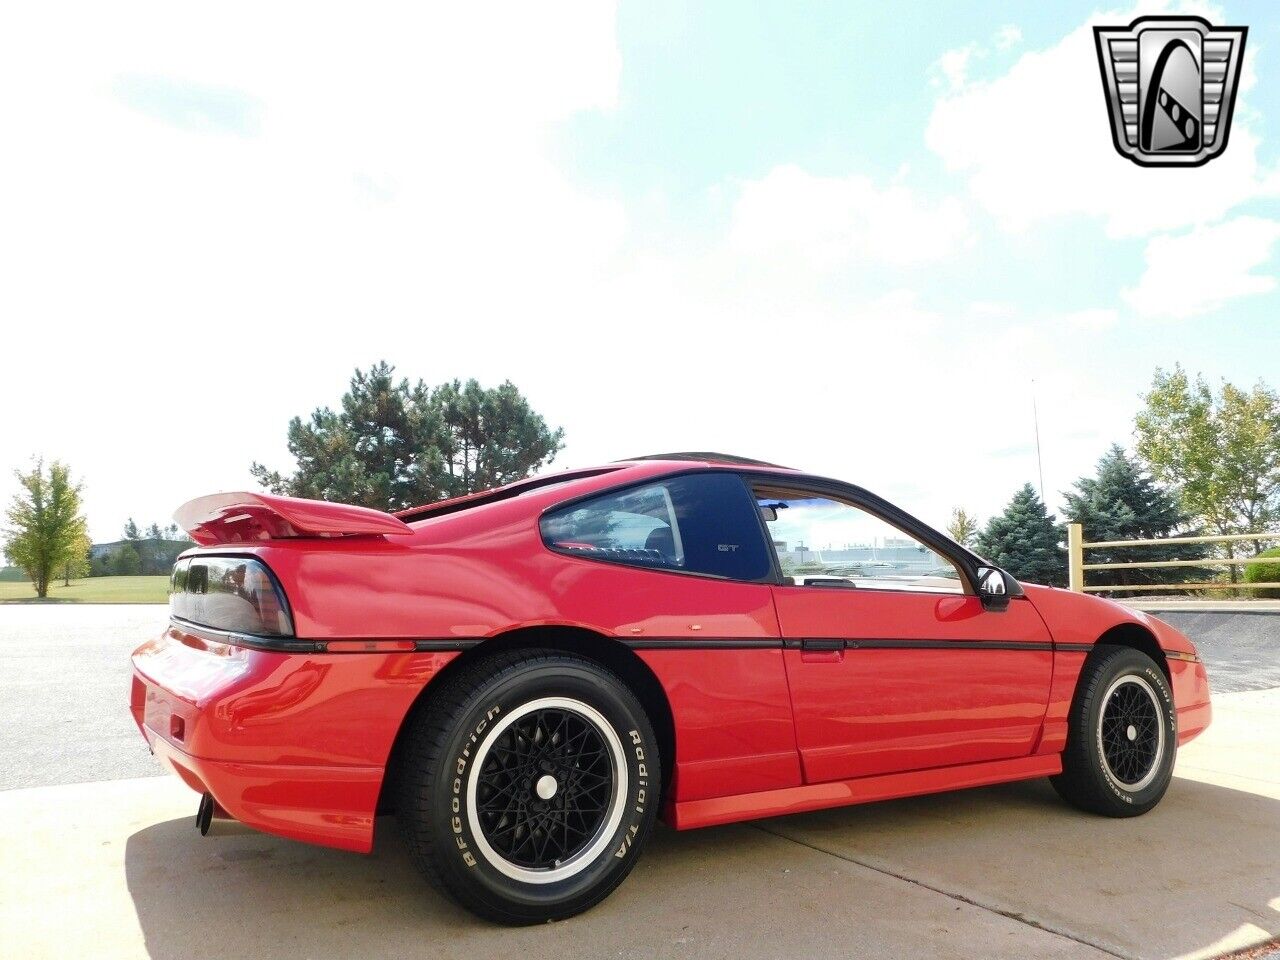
[
  {"left": 396, "top": 467, "right": 622, "bottom": 523},
  {"left": 622, "top": 452, "right": 792, "bottom": 468}
]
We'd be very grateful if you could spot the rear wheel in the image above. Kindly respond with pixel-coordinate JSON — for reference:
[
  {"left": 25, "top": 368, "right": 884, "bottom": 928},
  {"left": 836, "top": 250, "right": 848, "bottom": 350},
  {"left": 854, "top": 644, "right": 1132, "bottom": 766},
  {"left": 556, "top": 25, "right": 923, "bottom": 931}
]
[
  {"left": 1051, "top": 646, "right": 1176, "bottom": 817},
  {"left": 397, "top": 649, "right": 659, "bottom": 924}
]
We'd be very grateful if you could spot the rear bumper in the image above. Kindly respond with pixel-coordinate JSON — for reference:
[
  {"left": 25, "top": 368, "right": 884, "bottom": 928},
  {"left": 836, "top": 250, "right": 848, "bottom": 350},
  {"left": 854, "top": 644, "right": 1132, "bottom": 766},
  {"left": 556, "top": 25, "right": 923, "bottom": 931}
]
[
  {"left": 131, "top": 622, "right": 459, "bottom": 852},
  {"left": 142, "top": 728, "right": 381, "bottom": 852}
]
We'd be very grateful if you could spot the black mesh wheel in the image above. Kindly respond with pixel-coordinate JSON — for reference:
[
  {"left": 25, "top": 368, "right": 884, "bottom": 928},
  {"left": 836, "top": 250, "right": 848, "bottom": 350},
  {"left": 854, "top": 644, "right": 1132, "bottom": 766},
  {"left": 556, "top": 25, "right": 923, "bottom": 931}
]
[
  {"left": 1097, "top": 676, "right": 1165, "bottom": 790},
  {"left": 1051, "top": 645, "right": 1177, "bottom": 817},
  {"left": 396, "top": 649, "right": 659, "bottom": 924},
  {"left": 469, "top": 697, "right": 626, "bottom": 882}
]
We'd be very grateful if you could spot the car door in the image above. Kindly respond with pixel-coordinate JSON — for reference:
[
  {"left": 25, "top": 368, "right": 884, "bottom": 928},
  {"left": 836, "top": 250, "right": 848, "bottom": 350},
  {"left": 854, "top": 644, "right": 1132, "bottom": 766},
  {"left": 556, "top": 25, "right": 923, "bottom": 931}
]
[
  {"left": 754, "top": 481, "right": 1054, "bottom": 784},
  {"left": 539, "top": 470, "right": 803, "bottom": 801}
]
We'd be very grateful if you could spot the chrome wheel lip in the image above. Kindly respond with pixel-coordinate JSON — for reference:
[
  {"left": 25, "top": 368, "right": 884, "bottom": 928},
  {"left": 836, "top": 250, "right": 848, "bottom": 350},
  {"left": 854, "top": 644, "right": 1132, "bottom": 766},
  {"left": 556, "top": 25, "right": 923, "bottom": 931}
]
[
  {"left": 1097, "top": 674, "right": 1166, "bottom": 793},
  {"left": 465, "top": 696, "right": 628, "bottom": 885}
]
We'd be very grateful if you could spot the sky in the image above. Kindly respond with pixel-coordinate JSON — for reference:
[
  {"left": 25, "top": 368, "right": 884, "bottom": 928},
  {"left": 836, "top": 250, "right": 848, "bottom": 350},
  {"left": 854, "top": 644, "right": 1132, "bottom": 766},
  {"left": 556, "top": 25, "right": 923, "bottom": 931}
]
[{"left": 2, "top": 1, "right": 1279, "bottom": 543}]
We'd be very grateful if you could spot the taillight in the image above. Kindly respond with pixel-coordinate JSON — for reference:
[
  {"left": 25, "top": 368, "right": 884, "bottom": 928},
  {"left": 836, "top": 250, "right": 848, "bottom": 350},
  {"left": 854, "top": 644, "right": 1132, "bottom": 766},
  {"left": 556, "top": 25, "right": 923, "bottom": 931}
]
[{"left": 169, "top": 556, "right": 294, "bottom": 637}]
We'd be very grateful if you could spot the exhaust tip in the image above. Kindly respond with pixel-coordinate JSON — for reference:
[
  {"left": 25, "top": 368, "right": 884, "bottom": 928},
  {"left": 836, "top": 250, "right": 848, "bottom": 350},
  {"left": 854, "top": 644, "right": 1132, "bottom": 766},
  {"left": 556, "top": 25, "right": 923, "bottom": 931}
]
[
  {"left": 196, "top": 792, "right": 236, "bottom": 836},
  {"left": 196, "top": 792, "right": 214, "bottom": 836}
]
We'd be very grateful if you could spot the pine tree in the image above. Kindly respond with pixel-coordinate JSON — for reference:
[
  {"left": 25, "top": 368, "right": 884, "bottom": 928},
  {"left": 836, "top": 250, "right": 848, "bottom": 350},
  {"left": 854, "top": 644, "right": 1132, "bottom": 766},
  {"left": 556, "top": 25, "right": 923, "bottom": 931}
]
[
  {"left": 976, "top": 484, "right": 1065, "bottom": 586},
  {"left": 251, "top": 362, "right": 565, "bottom": 511},
  {"left": 1062, "top": 445, "right": 1206, "bottom": 593}
]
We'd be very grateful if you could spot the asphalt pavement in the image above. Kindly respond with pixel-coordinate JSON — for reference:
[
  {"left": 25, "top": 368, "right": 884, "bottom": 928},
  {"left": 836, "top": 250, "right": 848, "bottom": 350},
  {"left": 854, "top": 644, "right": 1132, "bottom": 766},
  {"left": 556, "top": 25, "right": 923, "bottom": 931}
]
[
  {"left": 0, "top": 605, "right": 167, "bottom": 790},
  {"left": 1150, "top": 610, "right": 1280, "bottom": 692}
]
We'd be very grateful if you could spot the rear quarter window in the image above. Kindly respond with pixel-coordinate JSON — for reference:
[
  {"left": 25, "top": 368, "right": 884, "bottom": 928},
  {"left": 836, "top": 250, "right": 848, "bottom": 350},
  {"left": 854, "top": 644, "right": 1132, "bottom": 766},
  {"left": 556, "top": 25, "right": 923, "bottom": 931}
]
[{"left": 540, "top": 473, "right": 772, "bottom": 581}]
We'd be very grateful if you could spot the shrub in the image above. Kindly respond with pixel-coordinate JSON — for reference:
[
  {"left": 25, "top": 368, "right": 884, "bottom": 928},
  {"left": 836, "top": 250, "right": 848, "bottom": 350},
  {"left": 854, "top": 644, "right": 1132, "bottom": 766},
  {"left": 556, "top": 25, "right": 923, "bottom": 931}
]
[{"left": 1243, "top": 547, "right": 1280, "bottom": 599}]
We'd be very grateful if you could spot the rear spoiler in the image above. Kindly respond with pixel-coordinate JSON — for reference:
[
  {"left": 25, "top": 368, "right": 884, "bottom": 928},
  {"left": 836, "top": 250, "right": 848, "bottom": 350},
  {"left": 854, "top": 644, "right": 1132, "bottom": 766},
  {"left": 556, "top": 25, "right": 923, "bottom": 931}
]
[{"left": 175, "top": 492, "right": 414, "bottom": 546}]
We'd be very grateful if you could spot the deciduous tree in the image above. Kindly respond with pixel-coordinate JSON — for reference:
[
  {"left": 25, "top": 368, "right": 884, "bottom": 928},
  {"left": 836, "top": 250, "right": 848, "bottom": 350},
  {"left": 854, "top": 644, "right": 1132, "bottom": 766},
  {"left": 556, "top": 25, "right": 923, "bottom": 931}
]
[
  {"left": 62, "top": 531, "right": 92, "bottom": 586},
  {"left": 946, "top": 508, "right": 979, "bottom": 548},
  {"left": 3, "top": 460, "right": 89, "bottom": 598},
  {"left": 110, "top": 543, "right": 141, "bottom": 576},
  {"left": 1135, "top": 367, "right": 1280, "bottom": 580}
]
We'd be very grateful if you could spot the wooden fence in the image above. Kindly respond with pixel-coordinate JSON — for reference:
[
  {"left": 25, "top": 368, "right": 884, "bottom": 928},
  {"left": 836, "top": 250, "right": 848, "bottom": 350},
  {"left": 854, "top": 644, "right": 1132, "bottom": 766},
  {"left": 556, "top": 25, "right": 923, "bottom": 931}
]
[{"left": 1066, "top": 525, "right": 1280, "bottom": 594}]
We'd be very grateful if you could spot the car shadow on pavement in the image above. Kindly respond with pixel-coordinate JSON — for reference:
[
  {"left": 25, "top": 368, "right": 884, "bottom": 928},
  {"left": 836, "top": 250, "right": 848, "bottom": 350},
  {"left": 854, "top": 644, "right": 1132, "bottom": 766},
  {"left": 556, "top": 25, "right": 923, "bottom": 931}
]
[{"left": 124, "top": 777, "right": 1280, "bottom": 960}]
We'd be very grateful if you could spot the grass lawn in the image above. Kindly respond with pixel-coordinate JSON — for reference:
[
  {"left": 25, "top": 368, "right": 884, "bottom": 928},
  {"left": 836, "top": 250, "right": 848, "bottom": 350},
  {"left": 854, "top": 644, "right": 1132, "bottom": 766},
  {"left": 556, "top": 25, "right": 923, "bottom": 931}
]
[{"left": 0, "top": 576, "right": 169, "bottom": 604}]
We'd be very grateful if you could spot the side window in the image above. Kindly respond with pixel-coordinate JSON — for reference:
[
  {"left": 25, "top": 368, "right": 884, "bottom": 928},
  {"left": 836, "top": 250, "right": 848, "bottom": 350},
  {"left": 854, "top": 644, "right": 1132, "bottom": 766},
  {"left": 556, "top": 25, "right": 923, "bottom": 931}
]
[
  {"left": 541, "top": 473, "right": 773, "bottom": 581},
  {"left": 755, "top": 488, "right": 964, "bottom": 594}
]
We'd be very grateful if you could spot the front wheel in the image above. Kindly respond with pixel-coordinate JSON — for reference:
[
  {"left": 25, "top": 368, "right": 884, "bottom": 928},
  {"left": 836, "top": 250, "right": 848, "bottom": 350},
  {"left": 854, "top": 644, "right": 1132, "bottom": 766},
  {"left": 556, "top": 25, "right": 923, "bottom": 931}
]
[
  {"left": 397, "top": 650, "right": 660, "bottom": 924},
  {"left": 1051, "top": 645, "right": 1176, "bottom": 817}
]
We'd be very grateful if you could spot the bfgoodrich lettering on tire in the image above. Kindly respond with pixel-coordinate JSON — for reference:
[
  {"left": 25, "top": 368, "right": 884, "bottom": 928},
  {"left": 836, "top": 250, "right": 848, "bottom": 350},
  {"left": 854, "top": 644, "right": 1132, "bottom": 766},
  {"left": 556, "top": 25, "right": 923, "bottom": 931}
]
[
  {"left": 396, "top": 649, "right": 660, "bottom": 924},
  {"left": 1051, "top": 645, "right": 1177, "bottom": 817}
]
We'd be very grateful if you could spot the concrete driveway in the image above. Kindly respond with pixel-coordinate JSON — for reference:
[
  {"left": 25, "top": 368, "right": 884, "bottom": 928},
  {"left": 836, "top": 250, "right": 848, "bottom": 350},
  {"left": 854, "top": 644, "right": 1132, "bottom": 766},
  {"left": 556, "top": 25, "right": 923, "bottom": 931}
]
[
  {"left": 1, "top": 690, "right": 1276, "bottom": 960},
  {"left": 1, "top": 606, "right": 1277, "bottom": 959}
]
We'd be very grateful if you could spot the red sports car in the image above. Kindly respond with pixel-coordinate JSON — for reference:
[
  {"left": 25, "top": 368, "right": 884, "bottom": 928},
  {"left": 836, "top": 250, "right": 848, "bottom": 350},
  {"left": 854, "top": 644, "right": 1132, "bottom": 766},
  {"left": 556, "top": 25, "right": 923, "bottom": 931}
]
[{"left": 131, "top": 453, "right": 1211, "bottom": 923}]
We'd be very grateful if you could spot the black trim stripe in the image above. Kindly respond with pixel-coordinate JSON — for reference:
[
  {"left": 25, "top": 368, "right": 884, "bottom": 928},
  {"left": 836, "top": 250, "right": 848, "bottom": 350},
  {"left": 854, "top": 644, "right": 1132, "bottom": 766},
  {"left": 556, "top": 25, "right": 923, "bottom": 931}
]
[
  {"left": 414, "top": 639, "right": 482, "bottom": 652},
  {"left": 784, "top": 638, "right": 1059, "bottom": 652},
  {"left": 171, "top": 619, "right": 484, "bottom": 654},
  {"left": 171, "top": 620, "right": 1102, "bottom": 656},
  {"left": 631, "top": 637, "right": 1078, "bottom": 652},
  {"left": 172, "top": 619, "right": 325, "bottom": 653},
  {"left": 623, "top": 638, "right": 783, "bottom": 650}
]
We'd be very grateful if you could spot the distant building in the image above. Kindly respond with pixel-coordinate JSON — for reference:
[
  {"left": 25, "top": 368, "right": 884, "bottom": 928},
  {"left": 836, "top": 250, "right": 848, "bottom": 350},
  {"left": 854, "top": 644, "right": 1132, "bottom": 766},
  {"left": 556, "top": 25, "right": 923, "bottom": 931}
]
[
  {"left": 89, "top": 540, "right": 127, "bottom": 560},
  {"left": 91, "top": 538, "right": 192, "bottom": 559}
]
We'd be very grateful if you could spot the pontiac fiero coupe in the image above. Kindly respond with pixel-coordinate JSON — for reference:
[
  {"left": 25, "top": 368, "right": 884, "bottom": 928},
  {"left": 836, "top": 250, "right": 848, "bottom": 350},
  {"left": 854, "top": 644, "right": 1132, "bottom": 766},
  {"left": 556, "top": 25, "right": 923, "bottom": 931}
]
[{"left": 131, "top": 453, "right": 1211, "bottom": 923}]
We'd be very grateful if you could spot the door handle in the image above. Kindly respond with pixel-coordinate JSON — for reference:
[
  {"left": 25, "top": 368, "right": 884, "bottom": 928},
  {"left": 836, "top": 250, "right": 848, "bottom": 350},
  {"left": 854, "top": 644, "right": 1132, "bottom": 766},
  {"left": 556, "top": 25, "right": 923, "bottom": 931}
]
[
  {"left": 800, "top": 639, "right": 845, "bottom": 652},
  {"left": 799, "top": 638, "right": 845, "bottom": 662}
]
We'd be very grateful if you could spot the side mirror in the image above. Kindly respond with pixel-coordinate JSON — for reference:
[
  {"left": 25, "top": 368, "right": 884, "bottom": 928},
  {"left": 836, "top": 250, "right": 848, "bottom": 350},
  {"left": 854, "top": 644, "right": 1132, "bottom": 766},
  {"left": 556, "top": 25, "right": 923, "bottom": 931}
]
[{"left": 976, "top": 567, "right": 1010, "bottom": 611}]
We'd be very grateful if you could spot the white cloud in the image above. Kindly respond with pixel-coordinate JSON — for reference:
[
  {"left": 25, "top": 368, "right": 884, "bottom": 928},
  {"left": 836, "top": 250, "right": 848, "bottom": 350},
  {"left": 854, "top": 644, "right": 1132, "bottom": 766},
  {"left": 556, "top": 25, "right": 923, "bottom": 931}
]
[
  {"left": 0, "top": 0, "right": 1265, "bottom": 552},
  {"left": 931, "top": 25, "right": 1023, "bottom": 92},
  {"left": 0, "top": 1, "right": 625, "bottom": 540},
  {"left": 925, "top": 2, "right": 1278, "bottom": 237},
  {"left": 1124, "top": 216, "right": 1280, "bottom": 318},
  {"left": 727, "top": 164, "right": 971, "bottom": 268},
  {"left": 932, "top": 45, "right": 977, "bottom": 91},
  {"left": 994, "top": 25, "right": 1023, "bottom": 51},
  {"left": 0, "top": 2, "right": 1036, "bottom": 547}
]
